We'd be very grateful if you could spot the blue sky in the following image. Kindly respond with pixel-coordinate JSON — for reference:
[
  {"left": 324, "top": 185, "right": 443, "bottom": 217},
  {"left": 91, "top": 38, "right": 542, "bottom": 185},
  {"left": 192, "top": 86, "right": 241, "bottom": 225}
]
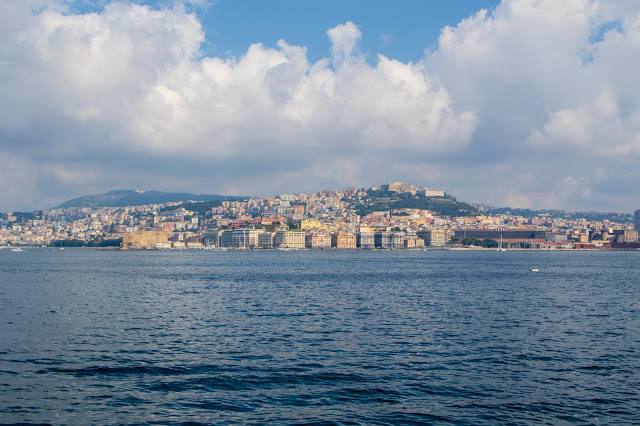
[
  {"left": 1, "top": 0, "right": 640, "bottom": 212},
  {"left": 68, "top": 0, "right": 501, "bottom": 62},
  {"left": 197, "top": 1, "right": 501, "bottom": 62}
]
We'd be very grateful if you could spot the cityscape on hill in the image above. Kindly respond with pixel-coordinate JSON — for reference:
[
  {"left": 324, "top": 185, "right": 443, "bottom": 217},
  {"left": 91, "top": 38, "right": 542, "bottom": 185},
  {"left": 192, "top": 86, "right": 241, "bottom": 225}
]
[{"left": 1, "top": 182, "right": 640, "bottom": 250}]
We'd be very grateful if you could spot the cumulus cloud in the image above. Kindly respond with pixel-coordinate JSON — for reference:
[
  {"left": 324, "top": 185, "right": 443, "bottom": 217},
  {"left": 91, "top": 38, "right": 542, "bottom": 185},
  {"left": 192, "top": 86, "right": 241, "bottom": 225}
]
[
  {"left": 327, "top": 21, "right": 361, "bottom": 65},
  {"left": 0, "top": 2, "right": 476, "bottom": 210},
  {"left": 422, "top": 0, "right": 640, "bottom": 211},
  {"left": 2, "top": 0, "right": 640, "bottom": 212},
  {"left": 526, "top": 91, "right": 640, "bottom": 157}
]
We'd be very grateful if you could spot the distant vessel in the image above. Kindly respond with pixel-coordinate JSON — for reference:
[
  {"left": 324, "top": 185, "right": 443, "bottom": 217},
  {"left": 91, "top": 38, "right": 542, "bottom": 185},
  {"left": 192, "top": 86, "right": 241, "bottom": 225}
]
[
  {"left": 530, "top": 267, "right": 539, "bottom": 272},
  {"left": 11, "top": 248, "right": 23, "bottom": 252}
]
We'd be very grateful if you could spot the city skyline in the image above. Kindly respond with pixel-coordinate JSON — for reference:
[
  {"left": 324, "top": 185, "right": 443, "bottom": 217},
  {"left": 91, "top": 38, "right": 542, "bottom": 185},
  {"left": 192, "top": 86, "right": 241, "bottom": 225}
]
[
  {"left": 2, "top": 0, "right": 640, "bottom": 212},
  {"left": 2, "top": 181, "right": 638, "bottom": 249}
]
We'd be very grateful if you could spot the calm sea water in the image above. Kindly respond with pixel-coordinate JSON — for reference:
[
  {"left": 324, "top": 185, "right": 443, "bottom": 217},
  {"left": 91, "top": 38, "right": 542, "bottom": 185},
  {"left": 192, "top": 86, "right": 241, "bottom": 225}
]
[{"left": 1, "top": 248, "right": 639, "bottom": 424}]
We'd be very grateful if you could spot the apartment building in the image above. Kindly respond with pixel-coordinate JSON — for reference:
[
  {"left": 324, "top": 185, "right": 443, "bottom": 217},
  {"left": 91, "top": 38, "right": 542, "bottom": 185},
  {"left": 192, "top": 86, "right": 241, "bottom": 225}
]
[
  {"left": 306, "top": 233, "right": 332, "bottom": 248},
  {"left": 356, "top": 232, "right": 375, "bottom": 248},
  {"left": 274, "top": 230, "right": 306, "bottom": 248},
  {"left": 331, "top": 232, "right": 357, "bottom": 249}
]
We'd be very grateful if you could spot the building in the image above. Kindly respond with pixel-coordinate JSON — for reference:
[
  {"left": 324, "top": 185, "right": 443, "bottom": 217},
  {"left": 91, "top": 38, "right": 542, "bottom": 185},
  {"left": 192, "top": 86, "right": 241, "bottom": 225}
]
[
  {"left": 331, "top": 232, "right": 357, "bottom": 249},
  {"left": 545, "top": 232, "right": 569, "bottom": 242},
  {"left": 380, "top": 182, "right": 413, "bottom": 193},
  {"left": 454, "top": 229, "right": 546, "bottom": 248},
  {"left": 403, "top": 235, "right": 418, "bottom": 248},
  {"left": 356, "top": 232, "right": 375, "bottom": 248},
  {"left": 121, "top": 230, "right": 169, "bottom": 249},
  {"left": 203, "top": 231, "right": 220, "bottom": 247},
  {"left": 233, "top": 229, "right": 260, "bottom": 247},
  {"left": 635, "top": 209, "right": 640, "bottom": 233},
  {"left": 258, "top": 232, "right": 274, "bottom": 248},
  {"left": 391, "top": 233, "right": 405, "bottom": 249},
  {"left": 374, "top": 232, "right": 393, "bottom": 248},
  {"left": 186, "top": 236, "right": 203, "bottom": 249},
  {"left": 417, "top": 230, "right": 447, "bottom": 247},
  {"left": 613, "top": 229, "right": 638, "bottom": 243},
  {"left": 274, "top": 230, "right": 306, "bottom": 248},
  {"left": 220, "top": 230, "right": 234, "bottom": 247},
  {"left": 306, "top": 233, "right": 332, "bottom": 248},
  {"left": 301, "top": 219, "right": 326, "bottom": 231},
  {"left": 418, "top": 188, "right": 445, "bottom": 197}
]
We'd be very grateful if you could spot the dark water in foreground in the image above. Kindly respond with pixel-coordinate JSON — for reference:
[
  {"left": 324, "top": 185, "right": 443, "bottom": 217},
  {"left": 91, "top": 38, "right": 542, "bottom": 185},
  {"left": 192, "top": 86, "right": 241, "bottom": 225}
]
[{"left": 1, "top": 249, "right": 639, "bottom": 424}]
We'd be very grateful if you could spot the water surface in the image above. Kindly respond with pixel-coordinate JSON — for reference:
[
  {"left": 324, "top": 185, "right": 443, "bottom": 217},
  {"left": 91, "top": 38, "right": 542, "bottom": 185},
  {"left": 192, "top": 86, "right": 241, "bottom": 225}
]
[{"left": 1, "top": 249, "right": 639, "bottom": 424}]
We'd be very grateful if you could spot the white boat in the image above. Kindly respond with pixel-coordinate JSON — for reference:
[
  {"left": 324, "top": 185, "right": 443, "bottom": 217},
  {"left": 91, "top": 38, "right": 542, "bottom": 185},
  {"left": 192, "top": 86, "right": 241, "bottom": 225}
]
[
  {"left": 11, "top": 248, "right": 23, "bottom": 252},
  {"left": 530, "top": 267, "right": 539, "bottom": 272}
]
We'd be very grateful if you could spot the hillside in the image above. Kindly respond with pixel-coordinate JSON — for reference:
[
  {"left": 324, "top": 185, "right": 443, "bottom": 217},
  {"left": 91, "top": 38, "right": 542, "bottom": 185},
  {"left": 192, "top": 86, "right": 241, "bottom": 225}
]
[
  {"left": 55, "top": 190, "right": 247, "bottom": 209},
  {"left": 352, "top": 190, "right": 478, "bottom": 217},
  {"left": 485, "top": 207, "right": 633, "bottom": 224}
]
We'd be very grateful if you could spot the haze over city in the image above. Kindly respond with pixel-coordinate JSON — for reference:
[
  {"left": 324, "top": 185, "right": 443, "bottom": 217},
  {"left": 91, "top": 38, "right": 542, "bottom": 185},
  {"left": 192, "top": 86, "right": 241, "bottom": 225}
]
[{"left": 1, "top": 0, "right": 640, "bottom": 213}]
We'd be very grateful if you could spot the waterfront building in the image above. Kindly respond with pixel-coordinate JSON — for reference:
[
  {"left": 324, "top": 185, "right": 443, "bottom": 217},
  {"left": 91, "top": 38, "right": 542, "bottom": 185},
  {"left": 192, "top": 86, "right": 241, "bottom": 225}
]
[
  {"left": 306, "top": 233, "right": 332, "bottom": 248},
  {"left": 454, "top": 229, "right": 546, "bottom": 248},
  {"left": 258, "top": 232, "right": 274, "bottom": 248},
  {"left": 220, "top": 230, "right": 234, "bottom": 247},
  {"left": 391, "top": 233, "right": 405, "bottom": 249},
  {"left": 186, "top": 239, "right": 203, "bottom": 249},
  {"left": 356, "top": 232, "right": 375, "bottom": 248},
  {"left": 635, "top": 209, "right": 640, "bottom": 234},
  {"left": 403, "top": 235, "right": 417, "bottom": 248},
  {"left": 274, "top": 230, "right": 305, "bottom": 248},
  {"left": 121, "top": 230, "right": 169, "bottom": 249},
  {"left": 417, "top": 230, "right": 447, "bottom": 247},
  {"left": 203, "top": 231, "right": 220, "bottom": 247},
  {"left": 613, "top": 229, "right": 638, "bottom": 243},
  {"left": 331, "top": 232, "right": 357, "bottom": 249},
  {"left": 545, "top": 232, "right": 569, "bottom": 242},
  {"left": 233, "top": 229, "right": 260, "bottom": 248},
  {"left": 374, "top": 232, "right": 393, "bottom": 248}
]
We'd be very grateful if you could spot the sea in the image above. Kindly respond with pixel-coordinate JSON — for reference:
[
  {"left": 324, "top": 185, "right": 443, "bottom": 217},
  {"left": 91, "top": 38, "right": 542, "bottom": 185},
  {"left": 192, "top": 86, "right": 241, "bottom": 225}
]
[{"left": 1, "top": 248, "right": 639, "bottom": 424}]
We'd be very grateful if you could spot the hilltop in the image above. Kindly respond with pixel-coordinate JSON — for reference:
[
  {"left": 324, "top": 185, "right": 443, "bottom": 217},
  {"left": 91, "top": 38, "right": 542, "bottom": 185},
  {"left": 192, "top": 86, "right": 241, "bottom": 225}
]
[
  {"left": 54, "top": 190, "right": 247, "bottom": 209},
  {"left": 349, "top": 189, "right": 478, "bottom": 218}
]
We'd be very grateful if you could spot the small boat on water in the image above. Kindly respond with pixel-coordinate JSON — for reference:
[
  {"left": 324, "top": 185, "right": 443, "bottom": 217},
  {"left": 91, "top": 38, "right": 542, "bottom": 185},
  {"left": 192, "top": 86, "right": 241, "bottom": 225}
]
[
  {"left": 11, "top": 248, "right": 24, "bottom": 252},
  {"left": 530, "top": 267, "right": 539, "bottom": 272}
]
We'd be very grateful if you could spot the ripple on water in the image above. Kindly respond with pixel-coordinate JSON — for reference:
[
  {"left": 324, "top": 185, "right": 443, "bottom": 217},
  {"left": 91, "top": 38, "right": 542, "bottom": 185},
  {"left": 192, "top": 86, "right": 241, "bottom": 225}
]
[{"left": 1, "top": 249, "right": 639, "bottom": 424}]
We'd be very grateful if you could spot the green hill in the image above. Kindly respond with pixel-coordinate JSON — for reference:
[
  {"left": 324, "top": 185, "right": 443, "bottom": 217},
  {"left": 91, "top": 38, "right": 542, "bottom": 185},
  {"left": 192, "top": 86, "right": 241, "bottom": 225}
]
[
  {"left": 55, "top": 190, "right": 247, "bottom": 209},
  {"left": 353, "top": 190, "right": 478, "bottom": 217}
]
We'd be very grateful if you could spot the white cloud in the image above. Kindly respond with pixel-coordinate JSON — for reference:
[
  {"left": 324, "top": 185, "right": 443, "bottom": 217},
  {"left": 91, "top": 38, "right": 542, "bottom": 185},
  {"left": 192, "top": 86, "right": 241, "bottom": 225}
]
[
  {"left": 526, "top": 91, "right": 640, "bottom": 157},
  {"left": 2, "top": 0, "right": 640, "bottom": 212},
  {"left": 326, "top": 21, "right": 361, "bottom": 65},
  {"left": 0, "top": 3, "right": 477, "bottom": 210},
  {"left": 422, "top": 0, "right": 640, "bottom": 210}
]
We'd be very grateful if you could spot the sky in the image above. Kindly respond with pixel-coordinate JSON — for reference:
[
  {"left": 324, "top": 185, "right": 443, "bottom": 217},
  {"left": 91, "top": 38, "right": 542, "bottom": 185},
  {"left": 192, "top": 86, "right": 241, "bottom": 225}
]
[{"left": 1, "top": 0, "right": 640, "bottom": 213}]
